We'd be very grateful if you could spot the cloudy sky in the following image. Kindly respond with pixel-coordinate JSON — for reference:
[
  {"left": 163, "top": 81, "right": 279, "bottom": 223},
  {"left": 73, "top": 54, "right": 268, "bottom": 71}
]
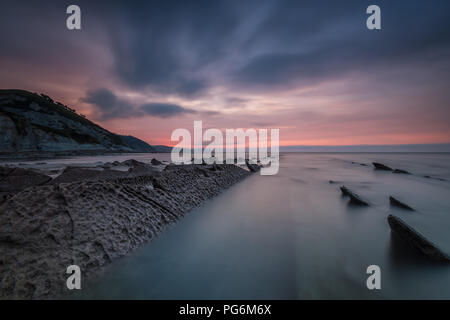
[{"left": 0, "top": 0, "right": 449, "bottom": 146}]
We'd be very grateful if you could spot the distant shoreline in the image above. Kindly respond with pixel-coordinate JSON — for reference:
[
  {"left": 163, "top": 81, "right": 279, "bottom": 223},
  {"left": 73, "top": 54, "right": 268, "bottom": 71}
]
[{"left": 0, "top": 150, "right": 171, "bottom": 162}]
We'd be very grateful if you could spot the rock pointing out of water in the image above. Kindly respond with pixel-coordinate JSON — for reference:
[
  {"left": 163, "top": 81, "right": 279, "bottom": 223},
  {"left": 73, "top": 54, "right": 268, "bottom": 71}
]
[
  {"left": 393, "top": 169, "right": 410, "bottom": 174},
  {"left": 151, "top": 158, "right": 163, "bottom": 165},
  {"left": 372, "top": 162, "right": 393, "bottom": 171},
  {"left": 245, "top": 160, "right": 261, "bottom": 173},
  {"left": 340, "top": 186, "right": 369, "bottom": 206},
  {"left": 387, "top": 215, "right": 450, "bottom": 262},
  {"left": 389, "top": 196, "right": 414, "bottom": 211}
]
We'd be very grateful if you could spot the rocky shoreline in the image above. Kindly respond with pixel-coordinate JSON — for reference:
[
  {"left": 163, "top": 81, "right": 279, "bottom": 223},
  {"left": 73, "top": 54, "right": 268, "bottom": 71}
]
[{"left": 0, "top": 160, "right": 253, "bottom": 299}]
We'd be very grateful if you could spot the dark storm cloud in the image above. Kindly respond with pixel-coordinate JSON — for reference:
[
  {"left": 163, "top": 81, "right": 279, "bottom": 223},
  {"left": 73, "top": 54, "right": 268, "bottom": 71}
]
[
  {"left": 83, "top": 88, "right": 218, "bottom": 120},
  {"left": 82, "top": 88, "right": 138, "bottom": 120},
  {"left": 95, "top": 0, "right": 244, "bottom": 96},
  {"left": 2, "top": 0, "right": 450, "bottom": 94},
  {"left": 1, "top": 0, "right": 450, "bottom": 116},
  {"left": 234, "top": 0, "right": 450, "bottom": 88},
  {"left": 90, "top": 0, "right": 450, "bottom": 93},
  {"left": 141, "top": 103, "right": 196, "bottom": 118}
]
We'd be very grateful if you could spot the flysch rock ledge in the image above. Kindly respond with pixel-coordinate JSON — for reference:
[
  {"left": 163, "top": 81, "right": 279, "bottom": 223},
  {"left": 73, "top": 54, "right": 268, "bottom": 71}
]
[{"left": 0, "top": 163, "right": 251, "bottom": 299}]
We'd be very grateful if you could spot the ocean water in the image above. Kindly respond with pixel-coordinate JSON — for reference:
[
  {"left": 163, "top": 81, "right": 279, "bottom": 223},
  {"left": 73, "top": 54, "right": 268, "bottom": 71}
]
[{"left": 10, "top": 153, "right": 450, "bottom": 299}]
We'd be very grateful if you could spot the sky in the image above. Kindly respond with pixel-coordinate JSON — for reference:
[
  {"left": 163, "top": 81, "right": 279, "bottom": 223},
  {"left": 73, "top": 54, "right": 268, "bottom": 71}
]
[{"left": 0, "top": 0, "right": 449, "bottom": 147}]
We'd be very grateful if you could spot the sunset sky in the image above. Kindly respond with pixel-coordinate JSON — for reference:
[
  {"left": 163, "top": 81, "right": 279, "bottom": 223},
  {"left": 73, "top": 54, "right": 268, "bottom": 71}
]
[{"left": 0, "top": 0, "right": 449, "bottom": 147}]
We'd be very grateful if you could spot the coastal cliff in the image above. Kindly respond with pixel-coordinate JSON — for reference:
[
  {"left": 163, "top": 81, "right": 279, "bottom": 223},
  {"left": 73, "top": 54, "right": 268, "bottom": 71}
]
[
  {"left": 0, "top": 89, "right": 169, "bottom": 154},
  {"left": 0, "top": 161, "right": 251, "bottom": 299}
]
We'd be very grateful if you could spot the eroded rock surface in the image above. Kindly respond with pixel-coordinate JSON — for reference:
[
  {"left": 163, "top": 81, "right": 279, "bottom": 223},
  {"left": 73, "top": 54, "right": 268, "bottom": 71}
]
[
  {"left": 0, "top": 163, "right": 250, "bottom": 299},
  {"left": 0, "top": 166, "right": 51, "bottom": 204}
]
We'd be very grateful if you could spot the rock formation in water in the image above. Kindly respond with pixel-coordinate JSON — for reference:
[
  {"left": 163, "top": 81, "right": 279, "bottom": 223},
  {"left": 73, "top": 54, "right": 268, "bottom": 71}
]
[
  {"left": 372, "top": 162, "right": 393, "bottom": 171},
  {"left": 151, "top": 158, "right": 163, "bottom": 165},
  {"left": 387, "top": 215, "right": 449, "bottom": 262},
  {"left": 245, "top": 160, "right": 261, "bottom": 173},
  {"left": 393, "top": 169, "right": 410, "bottom": 174},
  {"left": 0, "top": 161, "right": 251, "bottom": 299},
  {"left": 340, "top": 186, "right": 369, "bottom": 206},
  {"left": 0, "top": 89, "right": 171, "bottom": 155},
  {"left": 389, "top": 196, "right": 414, "bottom": 211}
]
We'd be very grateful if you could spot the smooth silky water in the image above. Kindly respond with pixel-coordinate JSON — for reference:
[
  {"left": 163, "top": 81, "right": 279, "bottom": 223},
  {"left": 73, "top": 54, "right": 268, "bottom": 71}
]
[{"left": 37, "top": 153, "right": 449, "bottom": 299}]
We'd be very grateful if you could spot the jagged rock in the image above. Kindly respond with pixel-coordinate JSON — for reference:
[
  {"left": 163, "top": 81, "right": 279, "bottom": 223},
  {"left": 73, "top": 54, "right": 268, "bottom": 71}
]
[
  {"left": 393, "top": 169, "right": 410, "bottom": 174},
  {"left": 0, "top": 163, "right": 250, "bottom": 299},
  {"left": 150, "top": 158, "right": 163, "bottom": 165},
  {"left": 121, "top": 159, "right": 146, "bottom": 167},
  {"left": 340, "top": 186, "right": 369, "bottom": 206},
  {"left": 245, "top": 160, "right": 261, "bottom": 173},
  {"left": 387, "top": 215, "right": 450, "bottom": 262},
  {"left": 0, "top": 166, "right": 51, "bottom": 194},
  {"left": 372, "top": 162, "right": 393, "bottom": 171},
  {"left": 49, "top": 166, "right": 129, "bottom": 184},
  {"left": 389, "top": 196, "right": 414, "bottom": 211},
  {"left": 422, "top": 175, "right": 446, "bottom": 181}
]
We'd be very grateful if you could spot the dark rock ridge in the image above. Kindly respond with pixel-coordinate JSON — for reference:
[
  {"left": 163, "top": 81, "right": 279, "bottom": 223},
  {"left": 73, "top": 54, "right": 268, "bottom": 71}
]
[
  {"left": 151, "top": 158, "right": 163, "bottom": 165},
  {"left": 372, "top": 162, "right": 393, "bottom": 171},
  {"left": 387, "top": 215, "right": 449, "bottom": 262},
  {"left": 0, "top": 163, "right": 251, "bottom": 299},
  {"left": 393, "top": 169, "right": 410, "bottom": 174},
  {"left": 389, "top": 196, "right": 414, "bottom": 211},
  {"left": 0, "top": 89, "right": 171, "bottom": 154},
  {"left": 245, "top": 160, "right": 261, "bottom": 173},
  {"left": 340, "top": 186, "right": 369, "bottom": 206},
  {"left": 372, "top": 163, "right": 412, "bottom": 175}
]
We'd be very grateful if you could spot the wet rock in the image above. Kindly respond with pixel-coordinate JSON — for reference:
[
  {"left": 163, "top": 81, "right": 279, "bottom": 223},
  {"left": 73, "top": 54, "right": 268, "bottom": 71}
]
[
  {"left": 0, "top": 163, "right": 250, "bottom": 299},
  {"left": 329, "top": 180, "right": 337, "bottom": 184},
  {"left": 393, "top": 169, "right": 410, "bottom": 174},
  {"left": 121, "top": 159, "right": 146, "bottom": 167},
  {"left": 150, "top": 158, "right": 163, "bottom": 165},
  {"left": 389, "top": 196, "right": 414, "bottom": 211},
  {"left": 49, "top": 166, "right": 132, "bottom": 184},
  {"left": 245, "top": 160, "right": 261, "bottom": 173},
  {"left": 372, "top": 162, "right": 393, "bottom": 171},
  {"left": 340, "top": 186, "right": 369, "bottom": 206},
  {"left": 387, "top": 215, "right": 450, "bottom": 262}
]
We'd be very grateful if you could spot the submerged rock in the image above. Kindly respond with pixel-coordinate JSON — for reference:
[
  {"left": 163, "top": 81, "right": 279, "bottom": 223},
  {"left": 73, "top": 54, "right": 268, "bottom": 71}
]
[
  {"left": 340, "top": 186, "right": 369, "bottom": 206},
  {"left": 387, "top": 215, "right": 450, "bottom": 262},
  {"left": 393, "top": 169, "right": 410, "bottom": 174},
  {"left": 389, "top": 196, "right": 414, "bottom": 211},
  {"left": 372, "top": 162, "right": 393, "bottom": 171}
]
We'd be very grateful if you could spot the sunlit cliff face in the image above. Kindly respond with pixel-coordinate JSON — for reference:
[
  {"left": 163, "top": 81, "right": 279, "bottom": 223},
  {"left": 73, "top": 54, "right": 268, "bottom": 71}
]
[{"left": 1, "top": 0, "right": 449, "bottom": 146}]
